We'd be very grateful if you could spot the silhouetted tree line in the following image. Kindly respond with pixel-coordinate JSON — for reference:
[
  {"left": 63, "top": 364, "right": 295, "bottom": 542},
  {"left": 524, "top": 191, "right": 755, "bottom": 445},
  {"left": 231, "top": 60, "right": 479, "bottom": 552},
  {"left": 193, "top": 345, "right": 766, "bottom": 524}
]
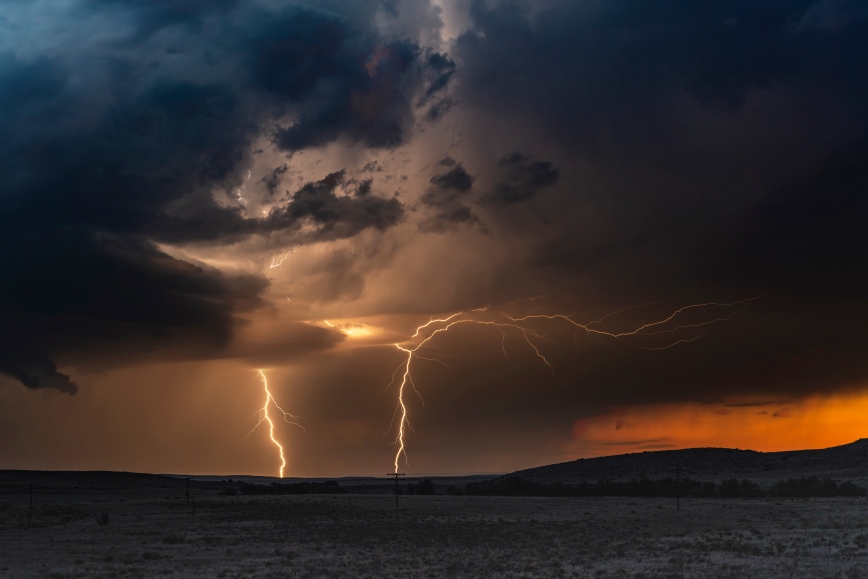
[
  {"left": 219, "top": 480, "right": 344, "bottom": 495},
  {"left": 407, "top": 479, "right": 436, "bottom": 495},
  {"left": 446, "top": 476, "right": 866, "bottom": 498},
  {"left": 769, "top": 477, "right": 866, "bottom": 498}
]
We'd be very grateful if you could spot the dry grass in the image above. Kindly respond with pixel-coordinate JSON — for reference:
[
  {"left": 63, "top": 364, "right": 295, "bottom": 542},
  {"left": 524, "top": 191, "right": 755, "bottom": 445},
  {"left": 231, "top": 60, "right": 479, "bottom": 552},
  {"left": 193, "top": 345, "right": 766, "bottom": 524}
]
[{"left": 1, "top": 489, "right": 867, "bottom": 578}]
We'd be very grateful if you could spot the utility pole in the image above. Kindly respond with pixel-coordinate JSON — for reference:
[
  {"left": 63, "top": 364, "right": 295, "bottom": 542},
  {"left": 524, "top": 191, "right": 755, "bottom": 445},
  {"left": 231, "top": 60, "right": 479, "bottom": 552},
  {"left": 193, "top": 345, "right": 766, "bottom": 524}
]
[
  {"left": 671, "top": 467, "right": 686, "bottom": 511},
  {"left": 184, "top": 477, "right": 195, "bottom": 509},
  {"left": 387, "top": 473, "right": 405, "bottom": 511}
]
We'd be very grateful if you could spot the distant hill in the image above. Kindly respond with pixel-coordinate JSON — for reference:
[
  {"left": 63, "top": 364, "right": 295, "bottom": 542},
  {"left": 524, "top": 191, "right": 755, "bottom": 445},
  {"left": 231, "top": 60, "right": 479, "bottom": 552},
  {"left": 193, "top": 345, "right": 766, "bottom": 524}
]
[{"left": 509, "top": 439, "right": 868, "bottom": 484}]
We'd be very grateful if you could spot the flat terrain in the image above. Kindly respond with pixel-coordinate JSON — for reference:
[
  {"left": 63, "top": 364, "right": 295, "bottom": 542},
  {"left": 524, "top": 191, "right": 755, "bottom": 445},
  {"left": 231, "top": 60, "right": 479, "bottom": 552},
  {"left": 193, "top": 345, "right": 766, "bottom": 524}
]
[
  {"left": 2, "top": 473, "right": 867, "bottom": 578},
  {"left": 512, "top": 439, "right": 868, "bottom": 486}
]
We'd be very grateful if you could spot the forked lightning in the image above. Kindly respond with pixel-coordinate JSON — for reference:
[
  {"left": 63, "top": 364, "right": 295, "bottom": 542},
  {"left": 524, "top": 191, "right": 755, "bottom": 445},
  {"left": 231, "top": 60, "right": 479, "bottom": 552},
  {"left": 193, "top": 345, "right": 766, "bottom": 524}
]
[
  {"left": 248, "top": 370, "right": 304, "bottom": 478},
  {"left": 386, "top": 299, "right": 756, "bottom": 472}
]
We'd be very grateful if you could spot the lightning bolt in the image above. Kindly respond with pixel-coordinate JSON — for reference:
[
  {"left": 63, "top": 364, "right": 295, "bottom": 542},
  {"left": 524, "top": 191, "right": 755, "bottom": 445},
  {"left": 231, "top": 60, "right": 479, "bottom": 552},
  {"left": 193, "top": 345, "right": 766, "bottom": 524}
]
[
  {"left": 236, "top": 170, "right": 252, "bottom": 210},
  {"left": 385, "top": 298, "right": 757, "bottom": 472},
  {"left": 387, "top": 313, "right": 557, "bottom": 472},
  {"left": 507, "top": 298, "right": 757, "bottom": 348},
  {"left": 248, "top": 370, "right": 304, "bottom": 478},
  {"left": 270, "top": 248, "right": 295, "bottom": 269}
]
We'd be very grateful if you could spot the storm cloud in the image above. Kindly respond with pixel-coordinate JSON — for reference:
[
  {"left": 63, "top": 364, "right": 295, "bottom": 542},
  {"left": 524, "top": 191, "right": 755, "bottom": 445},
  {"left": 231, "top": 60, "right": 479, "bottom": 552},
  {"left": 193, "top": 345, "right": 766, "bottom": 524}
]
[
  {"left": 0, "top": 0, "right": 446, "bottom": 392},
  {"left": 434, "top": 0, "right": 868, "bottom": 406},
  {"left": 486, "top": 153, "right": 559, "bottom": 205},
  {"left": 3, "top": 0, "right": 868, "bottom": 475},
  {"left": 418, "top": 159, "right": 481, "bottom": 231}
]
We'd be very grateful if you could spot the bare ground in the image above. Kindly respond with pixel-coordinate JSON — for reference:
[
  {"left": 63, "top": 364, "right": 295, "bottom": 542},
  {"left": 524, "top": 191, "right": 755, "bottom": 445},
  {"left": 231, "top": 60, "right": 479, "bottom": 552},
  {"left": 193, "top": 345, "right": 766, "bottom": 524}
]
[{"left": 2, "top": 487, "right": 867, "bottom": 579}]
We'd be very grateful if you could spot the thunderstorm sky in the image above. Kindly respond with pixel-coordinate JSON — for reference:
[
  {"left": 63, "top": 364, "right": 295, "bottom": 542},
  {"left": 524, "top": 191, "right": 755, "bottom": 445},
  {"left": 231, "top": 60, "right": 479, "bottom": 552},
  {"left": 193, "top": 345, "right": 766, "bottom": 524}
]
[{"left": 2, "top": 0, "right": 868, "bottom": 477}]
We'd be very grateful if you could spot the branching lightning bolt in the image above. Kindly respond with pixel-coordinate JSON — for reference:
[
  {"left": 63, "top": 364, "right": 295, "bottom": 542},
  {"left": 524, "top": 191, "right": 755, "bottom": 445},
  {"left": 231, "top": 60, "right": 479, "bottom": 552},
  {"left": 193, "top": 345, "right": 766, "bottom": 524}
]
[
  {"left": 385, "top": 298, "right": 757, "bottom": 472},
  {"left": 507, "top": 299, "right": 756, "bottom": 347},
  {"left": 248, "top": 369, "right": 304, "bottom": 478},
  {"left": 236, "top": 170, "right": 251, "bottom": 210},
  {"left": 270, "top": 248, "right": 295, "bottom": 269},
  {"left": 387, "top": 313, "right": 559, "bottom": 472}
]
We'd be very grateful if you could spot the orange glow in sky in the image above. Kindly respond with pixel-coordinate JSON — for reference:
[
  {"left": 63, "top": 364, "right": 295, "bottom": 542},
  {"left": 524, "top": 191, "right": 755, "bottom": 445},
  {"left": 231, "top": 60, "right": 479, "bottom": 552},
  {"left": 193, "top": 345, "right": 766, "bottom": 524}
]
[{"left": 569, "top": 391, "right": 868, "bottom": 457}]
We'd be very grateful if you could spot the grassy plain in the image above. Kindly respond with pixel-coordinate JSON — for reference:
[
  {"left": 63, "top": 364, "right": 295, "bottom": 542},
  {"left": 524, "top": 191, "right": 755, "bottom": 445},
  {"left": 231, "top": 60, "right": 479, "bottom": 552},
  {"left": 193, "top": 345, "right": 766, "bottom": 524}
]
[{"left": 2, "top": 478, "right": 867, "bottom": 579}]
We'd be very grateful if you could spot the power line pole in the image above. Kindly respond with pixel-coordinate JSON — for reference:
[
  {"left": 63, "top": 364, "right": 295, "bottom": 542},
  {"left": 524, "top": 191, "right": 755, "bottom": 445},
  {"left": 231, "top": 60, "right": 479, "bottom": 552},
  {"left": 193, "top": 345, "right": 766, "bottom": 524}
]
[
  {"left": 387, "top": 473, "right": 405, "bottom": 511},
  {"left": 671, "top": 467, "right": 686, "bottom": 511}
]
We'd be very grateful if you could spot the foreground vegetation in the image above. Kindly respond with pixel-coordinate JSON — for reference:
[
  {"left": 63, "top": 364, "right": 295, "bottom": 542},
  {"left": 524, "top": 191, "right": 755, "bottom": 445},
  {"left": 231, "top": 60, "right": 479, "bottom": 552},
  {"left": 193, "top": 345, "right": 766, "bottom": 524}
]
[
  {"left": 454, "top": 476, "right": 867, "bottom": 499},
  {"left": 2, "top": 481, "right": 866, "bottom": 578}
]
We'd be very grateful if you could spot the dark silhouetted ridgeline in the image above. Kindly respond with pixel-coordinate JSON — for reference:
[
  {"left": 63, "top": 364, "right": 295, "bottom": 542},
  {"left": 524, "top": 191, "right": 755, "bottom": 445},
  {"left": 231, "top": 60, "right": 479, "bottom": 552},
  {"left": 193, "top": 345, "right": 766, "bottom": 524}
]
[
  {"left": 447, "top": 475, "right": 866, "bottom": 498},
  {"left": 510, "top": 439, "right": 868, "bottom": 484}
]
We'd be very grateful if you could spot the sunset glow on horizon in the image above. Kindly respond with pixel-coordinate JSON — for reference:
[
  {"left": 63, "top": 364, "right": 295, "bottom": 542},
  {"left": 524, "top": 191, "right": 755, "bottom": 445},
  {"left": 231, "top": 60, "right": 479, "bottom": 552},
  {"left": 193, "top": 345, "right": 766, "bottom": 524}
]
[{"left": 569, "top": 393, "right": 868, "bottom": 460}]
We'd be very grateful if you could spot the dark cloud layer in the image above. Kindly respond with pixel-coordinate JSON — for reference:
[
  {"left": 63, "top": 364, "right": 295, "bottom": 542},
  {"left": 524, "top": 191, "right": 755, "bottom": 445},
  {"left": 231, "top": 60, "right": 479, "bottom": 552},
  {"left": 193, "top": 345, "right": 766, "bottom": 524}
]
[
  {"left": 419, "top": 160, "right": 481, "bottom": 231},
  {"left": 445, "top": 0, "right": 868, "bottom": 406},
  {"left": 486, "top": 153, "right": 560, "bottom": 205},
  {"left": 265, "top": 171, "right": 405, "bottom": 242},
  {"left": 5, "top": 0, "right": 868, "bottom": 475},
  {"left": 0, "top": 1, "right": 446, "bottom": 392},
  {"left": 4, "top": 0, "right": 868, "bottom": 420}
]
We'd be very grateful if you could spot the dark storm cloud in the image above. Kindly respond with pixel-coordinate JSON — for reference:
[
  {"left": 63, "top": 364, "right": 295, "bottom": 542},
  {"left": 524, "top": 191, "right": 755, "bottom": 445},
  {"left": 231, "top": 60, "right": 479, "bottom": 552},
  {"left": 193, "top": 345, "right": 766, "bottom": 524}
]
[
  {"left": 707, "top": 132, "right": 868, "bottom": 297},
  {"left": 456, "top": 0, "right": 866, "bottom": 139},
  {"left": 428, "top": 163, "right": 473, "bottom": 192},
  {"left": 271, "top": 39, "right": 419, "bottom": 152},
  {"left": 258, "top": 164, "right": 290, "bottom": 197},
  {"left": 264, "top": 171, "right": 405, "bottom": 242},
  {"left": 148, "top": 170, "right": 405, "bottom": 244},
  {"left": 354, "top": 179, "right": 373, "bottom": 197},
  {"left": 418, "top": 160, "right": 482, "bottom": 232},
  {"left": 486, "top": 153, "right": 559, "bottom": 205},
  {"left": 0, "top": 0, "right": 444, "bottom": 392},
  {"left": 0, "top": 232, "right": 267, "bottom": 394},
  {"left": 417, "top": 52, "right": 457, "bottom": 122},
  {"left": 85, "top": 0, "right": 240, "bottom": 43},
  {"left": 448, "top": 0, "right": 868, "bottom": 404}
]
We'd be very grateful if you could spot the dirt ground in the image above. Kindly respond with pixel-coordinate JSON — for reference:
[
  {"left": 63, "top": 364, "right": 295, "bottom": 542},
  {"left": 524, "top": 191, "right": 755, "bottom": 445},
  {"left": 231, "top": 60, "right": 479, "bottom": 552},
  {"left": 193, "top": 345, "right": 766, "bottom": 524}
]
[{"left": 2, "top": 485, "right": 867, "bottom": 579}]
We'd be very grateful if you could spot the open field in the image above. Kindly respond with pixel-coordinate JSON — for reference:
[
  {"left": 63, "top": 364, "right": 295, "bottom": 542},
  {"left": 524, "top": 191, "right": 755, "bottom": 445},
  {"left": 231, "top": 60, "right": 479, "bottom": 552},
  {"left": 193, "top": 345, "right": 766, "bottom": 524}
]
[{"left": 2, "top": 473, "right": 867, "bottom": 578}]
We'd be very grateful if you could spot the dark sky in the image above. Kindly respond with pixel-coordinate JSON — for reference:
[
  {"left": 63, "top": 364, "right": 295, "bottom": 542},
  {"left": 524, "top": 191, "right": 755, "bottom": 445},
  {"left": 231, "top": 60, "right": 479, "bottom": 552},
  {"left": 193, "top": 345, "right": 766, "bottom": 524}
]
[{"left": 1, "top": 0, "right": 867, "bottom": 476}]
